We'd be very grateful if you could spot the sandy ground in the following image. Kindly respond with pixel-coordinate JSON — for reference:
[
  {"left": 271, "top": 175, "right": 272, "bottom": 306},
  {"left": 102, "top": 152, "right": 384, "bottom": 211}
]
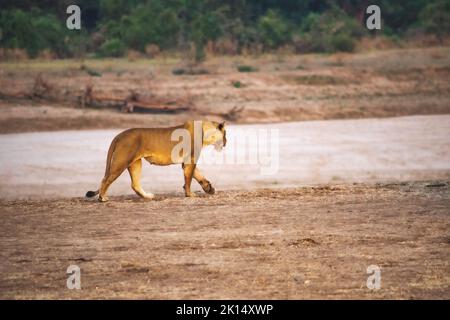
[
  {"left": 0, "top": 115, "right": 449, "bottom": 200},
  {"left": 0, "top": 115, "right": 449, "bottom": 299},
  {"left": 0, "top": 182, "right": 449, "bottom": 299}
]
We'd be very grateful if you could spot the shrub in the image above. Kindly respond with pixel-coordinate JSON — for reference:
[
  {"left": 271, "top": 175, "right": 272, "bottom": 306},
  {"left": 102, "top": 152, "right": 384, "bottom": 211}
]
[
  {"left": 104, "top": 4, "right": 180, "bottom": 52},
  {"left": 330, "top": 34, "right": 356, "bottom": 52},
  {"left": 283, "top": 74, "right": 357, "bottom": 86},
  {"left": 172, "top": 66, "right": 209, "bottom": 76},
  {"left": 294, "top": 8, "right": 363, "bottom": 53},
  {"left": 231, "top": 22, "right": 260, "bottom": 54},
  {"left": 232, "top": 80, "right": 244, "bottom": 88},
  {"left": 80, "top": 65, "right": 102, "bottom": 77},
  {"left": 0, "top": 8, "right": 68, "bottom": 58},
  {"left": 237, "top": 65, "right": 258, "bottom": 72},
  {"left": 172, "top": 68, "right": 186, "bottom": 75},
  {"left": 419, "top": 0, "right": 450, "bottom": 42},
  {"left": 99, "top": 38, "right": 126, "bottom": 57},
  {"left": 257, "top": 10, "right": 291, "bottom": 49}
]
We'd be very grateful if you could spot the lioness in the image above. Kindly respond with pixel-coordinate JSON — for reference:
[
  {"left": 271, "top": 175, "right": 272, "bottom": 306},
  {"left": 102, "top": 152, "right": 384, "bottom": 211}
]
[{"left": 86, "top": 120, "right": 226, "bottom": 202}]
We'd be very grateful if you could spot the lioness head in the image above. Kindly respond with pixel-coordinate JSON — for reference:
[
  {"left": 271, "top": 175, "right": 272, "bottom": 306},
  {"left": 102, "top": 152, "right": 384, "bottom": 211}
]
[{"left": 202, "top": 121, "right": 227, "bottom": 151}]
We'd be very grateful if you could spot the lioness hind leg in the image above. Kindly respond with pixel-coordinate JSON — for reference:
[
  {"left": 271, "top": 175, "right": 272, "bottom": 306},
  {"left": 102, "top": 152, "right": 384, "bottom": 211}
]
[
  {"left": 98, "top": 171, "right": 123, "bottom": 202},
  {"left": 128, "top": 159, "right": 154, "bottom": 199},
  {"left": 193, "top": 167, "right": 215, "bottom": 195},
  {"left": 98, "top": 159, "right": 129, "bottom": 202}
]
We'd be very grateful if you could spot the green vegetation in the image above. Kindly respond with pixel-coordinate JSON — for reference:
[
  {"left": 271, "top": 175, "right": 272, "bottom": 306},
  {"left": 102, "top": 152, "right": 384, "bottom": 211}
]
[
  {"left": 293, "top": 7, "right": 363, "bottom": 53},
  {"left": 80, "top": 64, "right": 102, "bottom": 77},
  {"left": 419, "top": 0, "right": 450, "bottom": 42},
  {"left": 257, "top": 9, "right": 290, "bottom": 49},
  {"left": 171, "top": 66, "right": 209, "bottom": 76},
  {"left": 1, "top": 0, "right": 449, "bottom": 59},
  {"left": 237, "top": 65, "right": 258, "bottom": 72},
  {"left": 232, "top": 80, "right": 244, "bottom": 88},
  {"left": 283, "top": 75, "right": 357, "bottom": 86},
  {"left": 98, "top": 38, "right": 126, "bottom": 57}
]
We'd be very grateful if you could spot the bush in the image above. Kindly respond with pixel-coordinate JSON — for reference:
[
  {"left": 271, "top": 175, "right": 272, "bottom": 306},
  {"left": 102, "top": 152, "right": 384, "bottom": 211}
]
[
  {"left": 294, "top": 8, "right": 363, "bottom": 53},
  {"left": 64, "top": 32, "right": 91, "bottom": 58},
  {"left": 380, "top": 0, "right": 430, "bottom": 33},
  {"left": 0, "top": 8, "right": 68, "bottom": 58},
  {"left": 330, "top": 34, "right": 356, "bottom": 52},
  {"left": 257, "top": 10, "right": 291, "bottom": 49},
  {"left": 237, "top": 65, "right": 258, "bottom": 72},
  {"left": 80, "top": 65, "right": 102, "bottom": 77},
  {"left": 283, "top": 75, "right": 354, "bottom": 86},
  {"left": 419, "top": 0, "right": 450, "bottom": 42},
  {"left": 231, "top": 22, "right": 260, "bottom": 54},
  {"left": 172, "top": 68, "right": 186, "bottom": 75},
  {"left": 172, "top": 66, "right": 209, "bottom": 76},
  {"left": 99, "top": 38, "right": 126, "bottom": 57},
  {"left": 102, "top": 3, "right": 181, "bottom": 53},
  {"left": 231, "top": 80, "right": 245, "bottom": 88}
]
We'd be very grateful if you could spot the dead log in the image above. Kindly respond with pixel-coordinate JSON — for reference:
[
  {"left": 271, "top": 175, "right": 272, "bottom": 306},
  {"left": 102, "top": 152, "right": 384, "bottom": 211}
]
[
  {"left": 124, "top": 99, "right": 191, "bottom": 113},
  {"left": 221, "top": 105, "right": 245, "bottom": 121},
  {"left": 1, "top": 78, "right": 193, "bottom": 114},
  {"left": 80, "top": 88, "right": 192, "bottom": 114}
]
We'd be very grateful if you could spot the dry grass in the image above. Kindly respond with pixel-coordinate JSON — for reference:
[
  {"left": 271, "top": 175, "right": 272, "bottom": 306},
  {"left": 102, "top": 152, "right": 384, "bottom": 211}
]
[
  {"left": 0, "top": 46, "right": 450, "bottom": 133},
  {"left": 281, "top": 74, "right": 357, "bottom": 85}
]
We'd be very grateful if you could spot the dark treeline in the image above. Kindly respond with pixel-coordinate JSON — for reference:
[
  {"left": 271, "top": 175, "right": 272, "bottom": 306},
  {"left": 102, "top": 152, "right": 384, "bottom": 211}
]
[{"left": 0, "top": 0, "right": 449, "bottom": 59}]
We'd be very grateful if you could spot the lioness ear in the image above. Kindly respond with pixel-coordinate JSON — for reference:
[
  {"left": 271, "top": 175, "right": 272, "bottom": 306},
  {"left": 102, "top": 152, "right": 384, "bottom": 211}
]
[{"left": 218, "top": 121, "right": 226, "bottom": 130}]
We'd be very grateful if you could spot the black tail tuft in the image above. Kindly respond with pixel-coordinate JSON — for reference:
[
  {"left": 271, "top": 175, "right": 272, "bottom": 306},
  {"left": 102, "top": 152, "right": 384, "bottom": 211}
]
[{"left": 86, "top": 190, "right": 97, "bottom": 198}]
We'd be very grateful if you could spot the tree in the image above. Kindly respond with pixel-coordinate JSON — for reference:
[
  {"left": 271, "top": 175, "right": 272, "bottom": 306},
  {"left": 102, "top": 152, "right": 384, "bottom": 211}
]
[
  {"left": 419, "top": 0, "right": 450, "bottom": 42},
  {"left": 257, "top": 9, "right": 290, "bottom": 49}
]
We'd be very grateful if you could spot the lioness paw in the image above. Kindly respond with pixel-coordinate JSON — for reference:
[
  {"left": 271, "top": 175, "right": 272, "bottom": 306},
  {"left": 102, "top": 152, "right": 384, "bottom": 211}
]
[
  {"left": 98, "top": 196, "right": 109, "bottom": 202},
  {"left": 143, "top": 193, "right": 155, "bottom": 200},
  {"left": 201, "top": 180, "right": 215, "bottom": 195},
  {"left": 185, "top": 192, "right": 197, "bottom": 198}
]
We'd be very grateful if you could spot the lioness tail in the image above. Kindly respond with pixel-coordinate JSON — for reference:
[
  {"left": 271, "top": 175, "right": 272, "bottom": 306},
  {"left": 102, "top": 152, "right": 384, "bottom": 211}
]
[
  {"left": 85, "top": 190, "right": 99, "bottom": 198},
  {"left": 85, "top": 134, "right": 119, "bottom": 199}
]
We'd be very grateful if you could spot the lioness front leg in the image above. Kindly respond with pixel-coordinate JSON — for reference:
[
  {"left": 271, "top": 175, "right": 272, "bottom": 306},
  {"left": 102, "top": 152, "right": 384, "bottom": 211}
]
[
  {"left": 128, "top": 159, "right": 154, "bottom": 199},
  {"left": 182, "top": 163, "right": 196, "bottom": 197},
  {"left": 193, "top": 167, "right": 215, "bottom": 195}
]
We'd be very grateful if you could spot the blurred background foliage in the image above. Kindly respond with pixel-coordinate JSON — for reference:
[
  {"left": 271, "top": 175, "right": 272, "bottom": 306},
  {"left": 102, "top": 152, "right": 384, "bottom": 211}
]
[{"left": 0, "top": 0, "right": 449, "bottom": 59}]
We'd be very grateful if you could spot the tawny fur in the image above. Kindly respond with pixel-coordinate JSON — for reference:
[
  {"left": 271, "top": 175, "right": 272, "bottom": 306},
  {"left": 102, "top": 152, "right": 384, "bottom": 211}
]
[{"left": 86, "top": 120, "right": 226, "bottom": 202}]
